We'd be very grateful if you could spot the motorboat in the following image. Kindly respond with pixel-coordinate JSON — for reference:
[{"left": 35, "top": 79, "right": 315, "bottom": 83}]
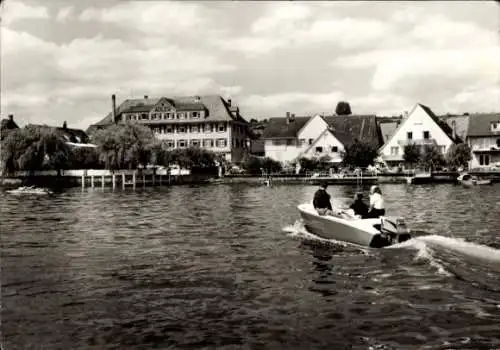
[
  {"left": 6, "top": 186, "right": 53, "bottom": 195},
  {"left": 297, "top": 203, "right": 411, "bottom": 248},
  {"left": 457, "top": 173, "right": 492, "bottom": 187}
]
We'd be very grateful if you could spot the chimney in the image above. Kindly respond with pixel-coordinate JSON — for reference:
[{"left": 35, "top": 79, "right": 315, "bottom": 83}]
[
  {"left": 194, "top": 96, "right": 201, "bottom": 103},
  {"left": 286, "top": 112, "right": 291, "bottom": 124},
  {"left": 111, "top": 94, "right": 117, "bottom": 124},
  {"left": 8, "top": 114, "right": 13, "bottom": 122},
  {"left": 404, "top": 111, "right": 409, "bottom": 118},
  {"left": 228, "top": 98, "right": 232, "bottom": 107},
  {"left": 63, "top": 121, "right": 67, "bottom": 129},
  {"left": 144, "top": 95, "right": 148, "bottom": 99}
]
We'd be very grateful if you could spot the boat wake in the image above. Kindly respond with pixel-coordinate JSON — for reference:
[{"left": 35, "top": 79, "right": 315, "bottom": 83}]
[{"left": 285, "top": 221, "right": 500, "bottom": 284}]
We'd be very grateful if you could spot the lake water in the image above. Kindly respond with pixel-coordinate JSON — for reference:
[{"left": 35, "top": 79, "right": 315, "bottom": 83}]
[{"left": 1, "top": 183, "right": 500, "bottom": 350}]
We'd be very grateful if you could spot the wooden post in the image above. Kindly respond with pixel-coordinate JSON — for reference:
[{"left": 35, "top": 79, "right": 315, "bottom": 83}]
[
  {"left": 112, "top": 174, "right": 116, "bottom": 189},
  {"left": 143, "top": 174, "right": 146, "bottom": 187},
  {"left": 159, "top": 174, "right": 162, "bottom": 186},
  {"left": 133, "top": 172, "right": 136, "bottom": 190},
  {"left": 122, "top": 173, "right": 125, "bottom": 189},
  {"left": 81, "top": 174, "right": 85, "bottom": 189},
  {"left": 101, "top": 175, "right": 105, "bottom": 188},
  {"left": 91, "top": 175, "right": 95, "bottom": 188},
  {"left": 152, "top": 173, "right": 155, "bottom": 186}
]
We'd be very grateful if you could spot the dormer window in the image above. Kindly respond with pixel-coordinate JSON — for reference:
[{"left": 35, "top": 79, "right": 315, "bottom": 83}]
[{"left": 491, "top": 122, "right": 500, "bottom": 132}]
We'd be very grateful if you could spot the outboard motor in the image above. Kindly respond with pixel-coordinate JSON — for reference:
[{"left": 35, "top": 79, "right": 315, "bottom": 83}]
[{"left": 380, "top": 216, "right": 411, "bottom": 244}]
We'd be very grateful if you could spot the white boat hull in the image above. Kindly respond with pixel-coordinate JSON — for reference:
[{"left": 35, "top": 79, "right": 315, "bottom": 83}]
[
  {"left": 457, "top": 173, "right": 492, "bottom": 187},
  {"left": 297, "top": 203, "right": 410, "bottom": 248}
]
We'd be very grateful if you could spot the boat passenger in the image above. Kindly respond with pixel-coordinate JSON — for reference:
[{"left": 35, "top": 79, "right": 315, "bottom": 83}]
[
  {"left": 368, "top": 185, "right": 385, "bottom": 218},
  {"left": 350, "top": 192, "right": 369, "bottom": 218},
  {"left": 313, "top": 181, "right": 334, "bottom": 216}
]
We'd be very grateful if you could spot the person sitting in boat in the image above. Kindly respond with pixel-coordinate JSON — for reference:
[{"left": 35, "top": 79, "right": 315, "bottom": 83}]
[
  {"left": 368, "top": 185, "right": 385, "bottom": 218},
  {"left": 350, "top": 192, "right": 369, "bottom": 218},
  {"left": 313, "top": 181, "right": 335, "bottom": 216}
]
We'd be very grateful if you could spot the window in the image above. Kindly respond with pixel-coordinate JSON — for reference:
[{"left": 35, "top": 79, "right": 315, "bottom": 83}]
[
  {"left": 190, "top": 139, "right": 201, "bottom": 147},
  {"left": 141, "top": 113, "right": 148, "bottom": 120},
  {"left": 308, "top": 138, "right": 314, "bottom": 145},
  {"left": 192, "top": 112, "right": 199, "bottom": 119},
  {"left": 203, "top": 139, "right": 214, "bottom": 147},
  {"left": 479, "top": 154, "right": 490, "bottom": 166},
  {"left": 390, "top": 146, "right": 399, "bottom": 155},
  {"left": 166, "top": 125, "right": 174, "bottom": 133},
  {"left": 216, "top": 138, "right": 227, "bottom": 148},
  {"left": 286, "top": 139, "right": 295, "bottom": 146},
  {"left": 165, "top": 140, "right": 175, "bottom": 149},
  {"left": 178, "top": 139, "right": 187, "bottom": 148},
  {"left": 191, "top": 125, "right": 200, "bottom": 133},
  {"left": 204, "top": 124, "right": 212, "bottom": 132},
  {"left": 407, "top": 132, "right": 413, "bottom": 140},
  {"left": 315, "top": 146, "right": 323, "bottom": 153},
  {"left": 178, "top": 113, "right": 185, "bottom": 119},
  {"left": 496, "top": 139, "right": 500, "bottom": 147},
  {"left": 218, "top": 123, "right": 226, "bottom": 132},
  {"left": 272, "top": 139, "right": 282, "bottom": 146},
  {"left": 178, "top": 125, "right": 186, "bottom": 133},
  {"left": 439, "top": 145, "right": 446, "bottom": 154},
  {"left": 299, "top": 139, "right": 306, "bottom": 146},
  {"left": 423, "top": 131, "right": 430, "bottom": 139},
  {"left": 331, "top": 146, "right": 338, "bottom": 152}
]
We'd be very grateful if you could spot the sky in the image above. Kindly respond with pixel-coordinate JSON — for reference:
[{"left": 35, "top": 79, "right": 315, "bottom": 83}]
[{"left": 1, "top": 0, "right": 499, "bottom": 130}]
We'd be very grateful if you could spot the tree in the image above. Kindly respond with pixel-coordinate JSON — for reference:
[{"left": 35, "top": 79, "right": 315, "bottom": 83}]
[
  {"left": 241, "top": 155, "right": 263, "bottom": 175},
  {"left": 68, "top": 146, "right": 102, "bottom": 169},
  {"left": 446, "top": 143, "right": 471, "bottom": 169},
  {"left": 335, "top": 101, "right": 352, "bottom": 115},
  {"left": 342, "top": 140, "right": 378, "bottom": 168},
  {"left": 261, "top": 157, "right": 282, "bottom": 173},
  {"left": 92, "top": 122, "right": 155, "bottom": 170},
  {"left": 1, "top": 125, "right": 70, "bottom": 174},
  {"left": 403, "top": 143, "right": 421, "bottom": 168},
  {"left": 420, "top": 144, "right": 445, "bottom": 170},
  {"left": 298, "top": 157, "right": 319, "bottom": 173}
]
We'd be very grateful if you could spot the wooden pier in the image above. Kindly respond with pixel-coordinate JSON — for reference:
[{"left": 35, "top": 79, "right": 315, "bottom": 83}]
[{"left": 80, "top": 170, "right": 172, "bottom": 189}]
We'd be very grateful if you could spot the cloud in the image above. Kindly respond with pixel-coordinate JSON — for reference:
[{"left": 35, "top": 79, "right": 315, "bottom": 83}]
[
  {"left": 214, "top": 2, "right": 395, "bottom": 56},
  {"left": 242, "top": 91, "right": 345, "bottom": 111},
  {"left": 55, "top": 6, "right": 75, "bottom": 22},
  {"left": 2, "top": 0, "right": 49, "bottom": 26},
  {"left": 78, "top": 1, "right": 203, "bottom": 35}
]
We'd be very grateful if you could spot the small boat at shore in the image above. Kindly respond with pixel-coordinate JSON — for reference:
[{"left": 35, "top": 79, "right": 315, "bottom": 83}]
[
  {"left": 297, "top": 203, "right": 411, "bottom": 248},
  {"left": 6, "top": 186, "right": 53, "bottom": 195},
  {"left": 457, "top": 173, "right": 491, "bottom": 187}
]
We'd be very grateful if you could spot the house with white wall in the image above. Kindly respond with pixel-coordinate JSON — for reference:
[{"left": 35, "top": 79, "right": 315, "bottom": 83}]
[
  {"left": 261, "top": 112, "right": 381, "bottom": 165},
  {"left": 466, "top": 113, "right": 500, "bottom": 169},
  {"left": 379, "top": 104, "right": 458, "bottom": 166}
]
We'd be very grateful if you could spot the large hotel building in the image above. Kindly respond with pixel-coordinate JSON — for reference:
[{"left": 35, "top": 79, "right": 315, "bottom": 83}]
[{"left": 89, "top": 94, "right": 252, "bottom": 163}]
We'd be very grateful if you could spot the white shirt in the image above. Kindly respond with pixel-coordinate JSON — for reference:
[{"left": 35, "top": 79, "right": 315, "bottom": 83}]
[{"left": 370, "top": 193, "right": 384, "bottom": 209}]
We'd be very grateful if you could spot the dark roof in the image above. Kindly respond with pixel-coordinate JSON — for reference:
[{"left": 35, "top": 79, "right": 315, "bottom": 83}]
[
  {"left": 379, "top": 121, "right": 399, "bottom": 144},
  {"left": 28, "top": 124, "right": 90, "bottom": 144},
  {"left": 466, "top": 113, "right": 500, "bottom": 137},
  {"left": 261, "top": 116, "right": 310, "bottom": 138},
  {"left": 261, "top": 114, "right": 382, "bottom": 148},
  {"left": 92, "top": 95, "right": 243, "bottom": 127},
  {"left": 1, "top": 117, "right": 20, "bottom": 140},
  {"left": 324, "top": 115, "right": 381, "bottom": 149},
  {"left": 418, "top": 104, "right": 459, "bottom": 142},
  {"left": 440, "top": 115, "right": 469, "bottom": 142}
]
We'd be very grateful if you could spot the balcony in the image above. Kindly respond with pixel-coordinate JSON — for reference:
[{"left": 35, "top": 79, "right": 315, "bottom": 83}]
[
  {"left": 397, "top": 138, "right": 437, "bottom": 146},
  {"left": 471, "top": 145, "right": 500, "bottom": 153}
]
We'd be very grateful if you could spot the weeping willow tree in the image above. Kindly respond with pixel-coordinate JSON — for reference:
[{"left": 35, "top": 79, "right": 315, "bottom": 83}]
[
  {"left": 1, "top": 125, "right": 70, "bottom": 175},
  {"left": 92, "top": 122, "right": 155, "bottom": 170}
]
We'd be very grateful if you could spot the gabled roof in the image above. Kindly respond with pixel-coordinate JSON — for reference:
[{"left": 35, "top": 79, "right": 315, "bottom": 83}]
[
  {"left": 92, "top": 95, "right": 243, "bottom": 126},
  {"left": 466, "top": 113, "right": 500, "bottom": 137},
  {"left": 261, "top": 114, "right": 381, "bottom": 148},
  {"left": 380, "top": 103, "right": 457, "bottom": 151},
  {"left": 440, "top": 115, "right": 469, "bottom": 142},
  {"left": 379, "top": 121, "right": 399, "bottom": 144},
  {"left": 323, "top": 114, "right": 381, "bottom": 149},
  {"left": 261, "top": 116, "right": 310, "bottom": 138},
  {"left": 418, "top": 104, "right": 459, "bottom": 142},
  {"left": 27, "top": 124, "right": 90, "bottom": 144},
  {"left": 298, "top": 128, "right": 341, "bottom": 157}
]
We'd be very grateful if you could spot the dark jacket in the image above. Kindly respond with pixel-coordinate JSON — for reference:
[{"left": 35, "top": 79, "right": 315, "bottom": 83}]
[
  {"left": 313, "top": 189, "right": 332, "bottom": 210},
  {"left": 350, "top": 199, "right": 369, "bottom": 218}
]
